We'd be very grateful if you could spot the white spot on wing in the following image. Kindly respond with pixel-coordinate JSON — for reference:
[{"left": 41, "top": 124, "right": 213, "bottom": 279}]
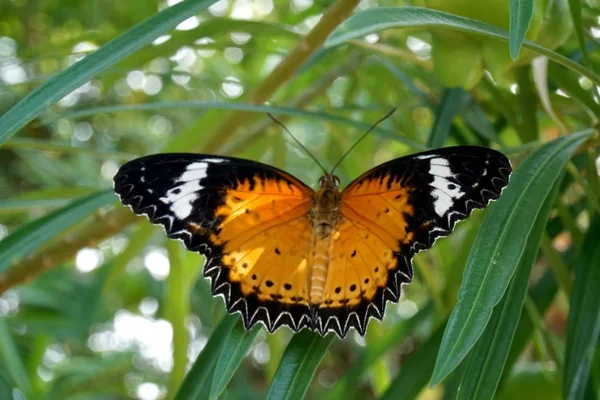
[
  {"left": 171, "top": 193, "right": 198, "bottom": 219},
  {"left": 158, "top": 160, "right": 221, "bottom": 219},
  {"left": 428, "top": 158, "right": 464, "bottom": 217},
  {"left": 430, "top": 164, "right": 452, "bottom": 178}
]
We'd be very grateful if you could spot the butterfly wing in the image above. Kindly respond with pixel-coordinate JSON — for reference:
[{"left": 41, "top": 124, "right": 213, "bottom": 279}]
[
  {"left": 313, "top": 146, "right": 512, "bottom": 337},
  {"left": 114, "top": 154, "right": 316, "bottom": 333}
]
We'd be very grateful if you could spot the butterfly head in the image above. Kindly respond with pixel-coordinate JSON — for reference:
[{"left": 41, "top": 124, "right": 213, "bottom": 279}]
[{"left": 318, "top": 174, "right": 341, "bottom": 189}]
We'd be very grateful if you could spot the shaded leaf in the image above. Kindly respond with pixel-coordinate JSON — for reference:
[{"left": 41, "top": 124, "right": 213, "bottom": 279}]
[
  {"left": 428, "top": 87, "right": 469, "bottom": 148},
  {"left": 509, "top": 0, "right": 534, "bottom": 59},
  {"left": 563, "top": 216, "right": 600, "bottom": 400}
]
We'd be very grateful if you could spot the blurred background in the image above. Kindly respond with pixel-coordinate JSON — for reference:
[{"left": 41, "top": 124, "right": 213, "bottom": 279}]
[{"left": 0, "top": 0, "right": 599, "bottom": 399}]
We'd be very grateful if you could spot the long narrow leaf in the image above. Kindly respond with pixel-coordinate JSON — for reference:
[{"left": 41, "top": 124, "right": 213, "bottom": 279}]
[
  {"left": 325, "top": 7, "right": 600, "bottom": 85},
  {"left": 0, "top": 321, "right": 32, "bottom": 395},
  {"left": 431, "top": 129, "right": 594, "bottom": 384},
  {"left": 428, "top": 88, "right": 468, "bottom": 148},
  {"left": 0, "top": 190, "right": 115, "bottom": 274},
  {"left": 209, "top": 321, "right": 260, "bottom": 400},
  {"left": 173, "top": 315, "right": 237, "bottom": 400},
  {"left": 563, "top": 216, "right": 600, "bottom": 400},
  {"left": 509, "top": 0, "right": 534, "bottom": 59},
  {"left": 455, "top": 183, "right": 560, "bottom": 399},
  {"left": 0, "top": 0, "right": 219, "bottom": 144},
  {"left": 265, "top": 331, "right": 333, "bottom": 400}
]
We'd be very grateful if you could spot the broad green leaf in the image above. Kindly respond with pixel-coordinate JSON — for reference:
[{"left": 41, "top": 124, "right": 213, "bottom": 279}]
[
  {"left": 325, "top": 7, "right": 600, "bottom": 85},
  {"left": 173, "top": 315, "right": 237, "bottom": 400},
  {"left": 325, "top": 303, "right": 433, "bottom": 399},
  {"left": 428, "top": 87, "right": 468, "bottom": 148},
  {"left": 431, "top": 129, "right": 594, "bottom": 384},
  {"left": 381, "top": 322, "right": 446, "bottom": 400},
  {"left": 563, "top": 216, "right": 600, "bottom": 400},
  {"left": 0, "top": 190, "right": 116, "bottom": 275},
  {"left": 455, "top": 183, "right": 559, "bottom": 400},
  {"left": 209, "top": 320, "right": 260, "bottom": 400},
  {"left": 265, "top": 331, "right": 333, "bottom": 400},
  {"left": 509, "top": 0, "right": 534, "bottom": 59},
  {"left": 0, "top": 0, "right": 219, "bottom": 145},
  {"left": 47, "top": 102, "right": 427, "bottom": 151},
  {"left": 0, "top": 321, "right": 32, "bottom": 395}
]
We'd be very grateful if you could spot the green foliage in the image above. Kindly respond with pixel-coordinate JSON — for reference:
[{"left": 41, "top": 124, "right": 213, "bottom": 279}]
[{"left": 0, "top": 1, "right": 599, "bottom": 399}]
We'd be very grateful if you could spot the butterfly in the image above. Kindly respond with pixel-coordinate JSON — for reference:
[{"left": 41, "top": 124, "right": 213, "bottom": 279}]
[{"left": 113, "top": 146, "right": 511, "bottom": 338}]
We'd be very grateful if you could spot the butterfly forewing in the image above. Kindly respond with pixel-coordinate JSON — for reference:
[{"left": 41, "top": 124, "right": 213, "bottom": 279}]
[
  {"left": 114, "top": 154, "right": 316, "bottom": 333},
  {"left": 312, "top": 146, "right": 512, "bottom": 337}
]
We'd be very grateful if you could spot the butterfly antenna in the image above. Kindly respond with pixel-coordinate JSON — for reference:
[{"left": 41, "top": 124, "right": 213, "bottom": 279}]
[
  {"left": 267, "top": 113, "right": 328, "bottom": 175},
  {"left": 330, "top": 108, "right": 397, "bottom": 175}
]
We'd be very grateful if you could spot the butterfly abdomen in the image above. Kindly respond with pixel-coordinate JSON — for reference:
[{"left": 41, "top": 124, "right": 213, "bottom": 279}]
[{"left": 309, "top": 182, "right": 341, "bottom": 303}]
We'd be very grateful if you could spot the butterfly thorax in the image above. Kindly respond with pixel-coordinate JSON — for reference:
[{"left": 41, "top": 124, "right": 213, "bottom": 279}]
[{"left": 309, "top": 175, "right": 342, "bottom": 303}]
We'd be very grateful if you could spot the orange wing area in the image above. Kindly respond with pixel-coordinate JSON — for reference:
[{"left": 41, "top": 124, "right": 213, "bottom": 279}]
[
  {"left": 204, "top": 178, "right": 316, "bottom": 333},
  {"left": 313, "top": 147, "right": 512, "bottom": 337}
]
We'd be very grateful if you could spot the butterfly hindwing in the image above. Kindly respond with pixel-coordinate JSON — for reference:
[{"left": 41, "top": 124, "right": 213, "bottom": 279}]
[
  {"left": 113, "top": 154, "right": 316, "bottom": 333},
  {"left": 313, "top": 146, "right": 512, "bottom": 337}
]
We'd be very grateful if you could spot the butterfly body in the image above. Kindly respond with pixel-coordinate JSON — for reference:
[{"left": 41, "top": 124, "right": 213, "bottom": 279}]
[
  {"left": 309, "top": 175, "right": 342, "bottom": 304},
  {"left": 114, "top": 146, "right": 511, "bottom": 338}
]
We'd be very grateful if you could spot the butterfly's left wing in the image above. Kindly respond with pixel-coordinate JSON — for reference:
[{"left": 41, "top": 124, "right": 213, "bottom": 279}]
[
  {"left": 114, "top": 154, "right": 316, "bottom": 334},
  {"left": 313, "top": 146, "right": 512, "bottom": 337}
]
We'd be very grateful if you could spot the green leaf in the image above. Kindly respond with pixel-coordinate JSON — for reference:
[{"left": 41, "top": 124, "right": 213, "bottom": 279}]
[
  {"left": 173, "top": 315, "right": 237, "bottom": 400},
  {"left": 0, "top": 0, "right": 219, "bottom": 145},
  {"left": 0, "top": 321, "right": 32, "bottom": 395},
  {"left": 430, "top": 129, "right": 594, "bottom": 385},
  {"left": 325, "top": 7, "right": 600, "bottom": 86},
  {"left": 455, "top": 182, "right": 559, "bottom": 400},
  {"left": 0, "top": 190, "right": 116, "bottom": 275},
  {"left": 509, "top": 0, "right": 534, "bottom": 59},
  {"left": 563, "top": 216, "right": 600, "bottom": 400},
  {"left": 265, "top": 331, "right": 333, "bottom": 400},
  {"left": 428, "top": 88, "right": 469, "bottom": 148},
  {"left": 381, "top": 322, "right": 446, "bottom": 400},
  {"left": 164, "top": 241, "right": 190, "bottom": 395},
  {"left": 209, "top": 320, "right": 260, "bottom": 400},
  {"left": 567, "top": 0, "right": 591, "bottom": 67}
]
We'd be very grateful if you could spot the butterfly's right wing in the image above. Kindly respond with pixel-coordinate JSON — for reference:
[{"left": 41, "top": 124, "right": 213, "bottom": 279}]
[
  {"left": 313, "top": 146, "right": 512, "bottom": 337},
  {"left": 114, "top": 154, "right": 317, "bottom": 333}
]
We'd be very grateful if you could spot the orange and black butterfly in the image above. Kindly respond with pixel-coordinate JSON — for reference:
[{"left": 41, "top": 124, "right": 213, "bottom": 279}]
[{"left": 114, "top": 146, "right": 511, "bottom": 338}]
